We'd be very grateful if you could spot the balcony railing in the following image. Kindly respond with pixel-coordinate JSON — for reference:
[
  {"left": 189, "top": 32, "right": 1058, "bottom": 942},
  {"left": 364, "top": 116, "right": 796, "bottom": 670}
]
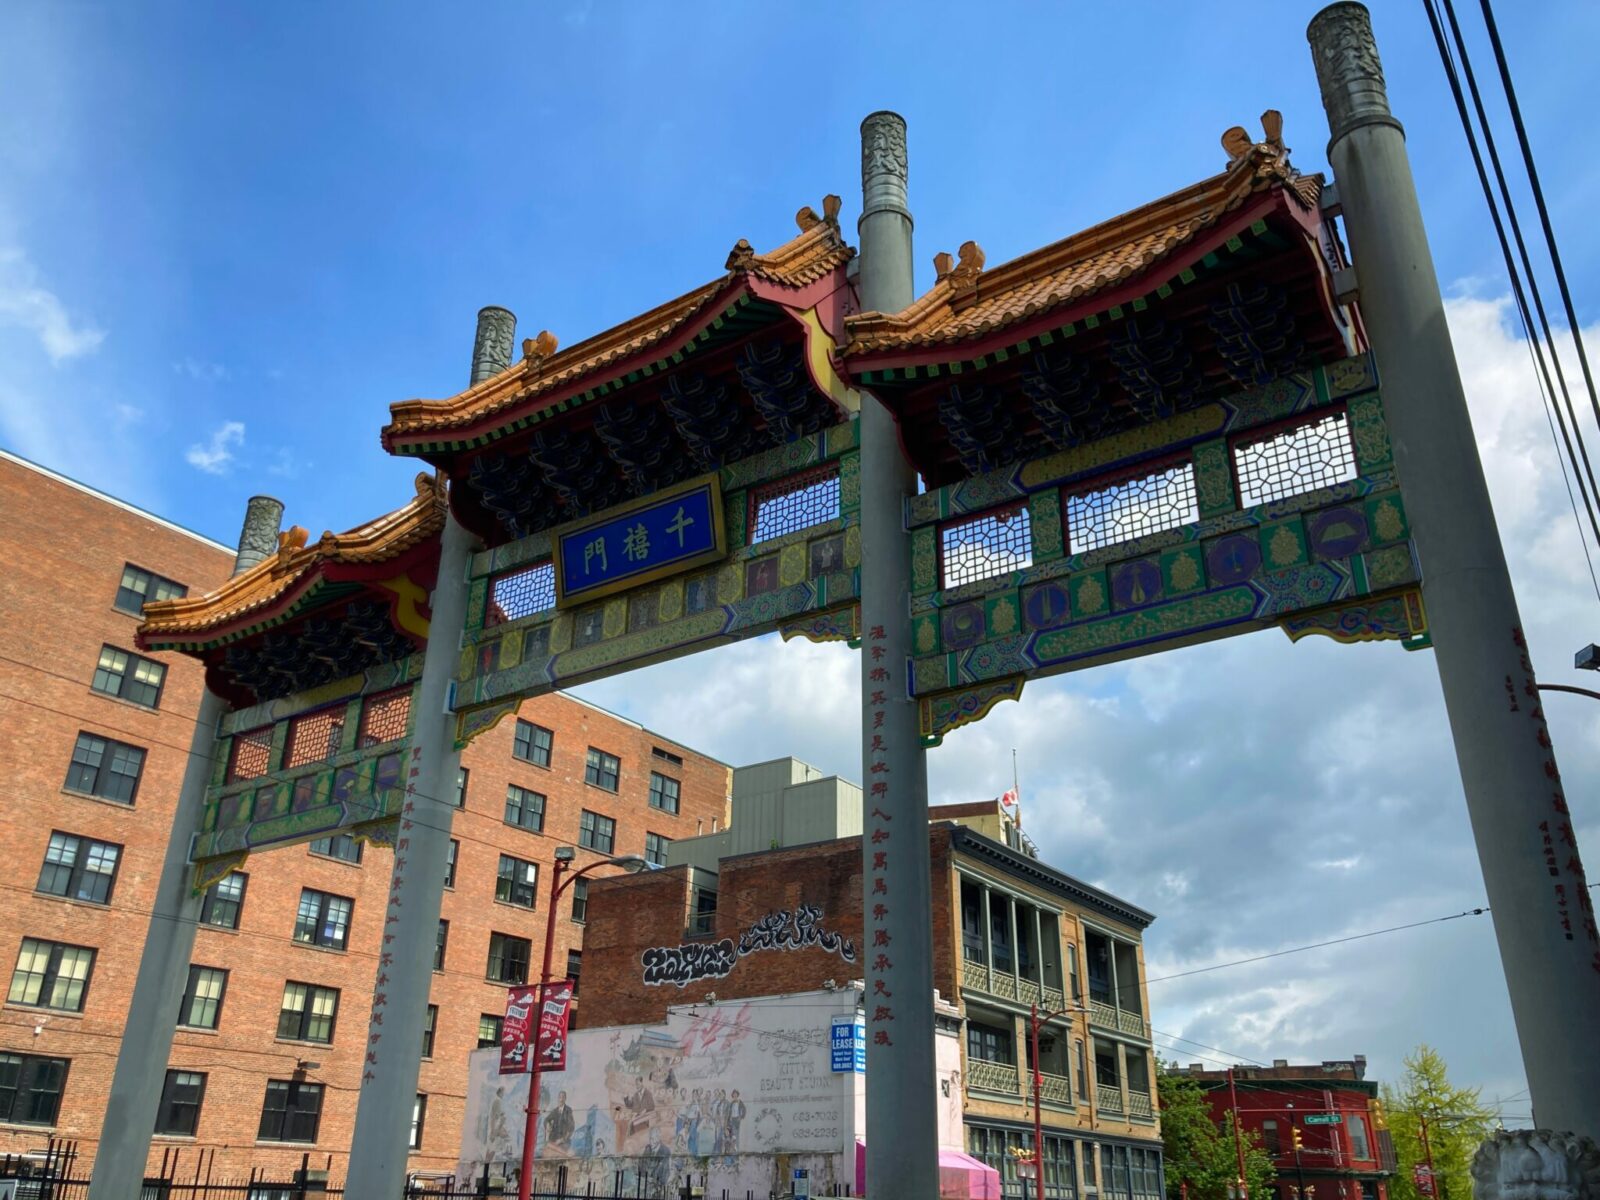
[
  {"left": 1038, "top": 1071, "right": 1073, "bottom": 1106},
  {"left": 1128, "top": 1089, "right": 1154, "bottom": 1119},
  {"left": 1096, "top": 1082, "right": 1124, "bottom": 1115},
  {"left": 962, "top": 963, "right": 1067, "bottom": 1014},
  {"left": 1088, "top": 999, "right": 1149, "bottom": 1039},
  {"left": 969, "top": 1058, "right": 1021, "bottom": 1096}
]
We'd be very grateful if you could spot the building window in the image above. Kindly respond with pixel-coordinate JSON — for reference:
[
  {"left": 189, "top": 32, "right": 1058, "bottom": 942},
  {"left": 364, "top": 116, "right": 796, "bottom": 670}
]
[
  {"left": 488, "top": 932, "right": 531, "bottom": 984},
  {"left": 496, "top": 855, "right": 539, "bottom": 909},
  {"left": 585, "top": 748, "right": 620, "bottom": 792},
  {"left": 691, "top": 887, "right": 717, "bottom": 936},
  {"left": 445, "top": 840, "right": 459, "bottom": 889},
  {"left": 1348, "top": 1113, "right": 1372, "bottom": 1160},
  {"left": 940, "top": 503, "right": 1033, "bottom": 590},
  {"left": 292, "top": 889, "right": 352, "bottom": 951},
  {"left": 455, "top": 767, "right": 470, "bottom": 808},
  {"left": 477, "top": 1014, "right": 504, "bottom": 1049},
  {"left": 200, "top": 872, "right": 247, "bottom": 929},
  {"left": 578, "top": 810, "right": 615, "bottom": 854},
  {"left": 8, "top": 939, "right": 94, "bottom": 1012},
  {"left": 411, "top": 1093, "right": 428, "bottom": 1150},
  {"left": 749, "top": 465, "right": 841, "bottom": 543},
  {"left": 1262, "top": 1119, "right": 1281, "bottom": 1156},
  {"left": 257, "top": 1080, "right": 323, "bottom": 1143},
  {"left": 64, "top": 732, "right": 146, "bottom": 804},
  {"left": 1075, "top": 1040, "right": 1088, "bottom": 1101},
  {"left": 0, "top": 1054, "right": 69, "bottom": 1126},
  {"left": 435, "top": 920, "right": 449, "bottom": 972},
  {"left": 644, "top": 832, "right": 671, "bottom": 867},
  {"left": 1131, "top": 1146, "right": 1162, "bottom": 1200},
  {"left": 36, "top": 832, "right": 121, "bottom": 905},
  {"left": 155, "top": 1069, "right": 206, "bottom": 1136},
  {"left": 966, "top": 1020, "right": 1014, "bottom": 1065},
  {"left": 115, "top": 564, "right": 187, "bottom": 615},
  {"left": 513, "top": 720, "right": 553, "bottom": 767},
  {"left": 284, "top": 707, "right": 346, "bottom": 769},
  {"left": 1233, "top": 409, "right": 1357, "bottom": 508},
  {"left": 1067, "top": 943, "right": 1081, "bottom": 1001},
  {"left": 227, "top": 726, "right": 274, "bottom": 783},
  {"left": 571, "top": 879, "right": 588, "bottom": 924},
  {"left": 567, "top": 949, "right": 582, "bottom": 995},
  {"left": 308, "top": 834, "right": 362, "bottom": 864},
  {"left": 179, "top": 966, "right": 228, "bottom": 1030},
  {"left": 1082, "top": 1142, "right": 1098, "bottom": 1186},
  {"left": 1094, "top": 1041, "right": 1119, "bottom": 1087},
  {"left": 648, "top": 772, "right": 680, "bottom": 814},
  {"left": 486, "top": 561, "right": 556, "bottom": 626},
  {"left": 422, "top": 1005, "right": 437, "bottom": 1059},
  {"left": 504, "top": 785, "right": 546, "bottom": 832},
  {"left": 91, "top": 644, "right": 167, "bottom": 708},
  {"left": 652, "top": 746, "right": 684, "bottom": 767},
  {"left": 358, "top": 686, "right": 412, "bottom": 747},
  {"left": 277, "top": 982, "right": 339, "bottom": 1044},
  {"left": 1065, "top": 460, "right": 1198, "bottom": 555}
]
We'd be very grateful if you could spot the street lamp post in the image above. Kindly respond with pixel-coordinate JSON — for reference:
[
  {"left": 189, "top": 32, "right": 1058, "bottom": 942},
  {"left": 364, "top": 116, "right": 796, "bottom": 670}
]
[
  {"left": 517, "top": 848, "right": 650, "bottom": 1200},
  {"left": 1027, "top": 1002, "right": 1087, "bottom": 1200}
]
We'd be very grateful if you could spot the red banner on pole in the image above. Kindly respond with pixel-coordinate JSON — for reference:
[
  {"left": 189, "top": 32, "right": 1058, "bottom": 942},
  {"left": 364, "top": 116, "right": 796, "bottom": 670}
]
[
  {"left": 499, "top": 985, "right": 538, "bottom": 1075},
  {"left": 536, "top": 979, "right": 575, "bottom": 1072},
  {"left": 1413, "top": 1167, "right": 1436, "bottom": 1196}
]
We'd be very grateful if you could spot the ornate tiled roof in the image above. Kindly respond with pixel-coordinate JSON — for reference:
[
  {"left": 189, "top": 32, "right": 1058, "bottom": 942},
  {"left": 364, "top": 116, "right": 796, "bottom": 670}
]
[
  {"left": 844, "top": 118, "right": 1321, "bottom": 359},
  {"left": 382, "top": 200, "right": 854, "bottom": 447},
  {"left": 138, "top": 472, "right": 447, "bottom": 645}
]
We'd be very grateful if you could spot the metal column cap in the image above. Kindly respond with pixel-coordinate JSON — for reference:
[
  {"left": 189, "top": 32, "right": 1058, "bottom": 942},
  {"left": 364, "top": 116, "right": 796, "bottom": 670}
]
[
  {"left": 1308, "top": 3, "right": 1404, "bottom": 146},
  {"left": 860, "top": 111, "right": 912, "bottom": 227}
]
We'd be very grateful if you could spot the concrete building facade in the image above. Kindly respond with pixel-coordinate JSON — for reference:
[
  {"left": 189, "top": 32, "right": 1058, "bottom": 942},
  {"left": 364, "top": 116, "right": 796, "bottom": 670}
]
[
  {"left": 580, "top": 760, "right": 1165, "bottom": 1200},
  {"left": 0, "top": 451, "right": 730, "bottom": 1180}
]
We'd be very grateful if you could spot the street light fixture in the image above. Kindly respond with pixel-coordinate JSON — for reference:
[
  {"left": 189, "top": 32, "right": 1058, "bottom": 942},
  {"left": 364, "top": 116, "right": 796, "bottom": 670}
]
[
  {"left": 516, "top": 849, "right": 653, "bottom": 1200},
  {"left": 1024, "top": 1000, "right": 1089, "bottom": 1200}
]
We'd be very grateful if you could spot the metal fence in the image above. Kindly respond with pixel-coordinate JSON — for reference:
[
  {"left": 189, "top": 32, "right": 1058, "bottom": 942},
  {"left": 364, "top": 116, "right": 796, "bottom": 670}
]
[{"left": 0, "top": 1146, "right": 856, "bottom": 1200}]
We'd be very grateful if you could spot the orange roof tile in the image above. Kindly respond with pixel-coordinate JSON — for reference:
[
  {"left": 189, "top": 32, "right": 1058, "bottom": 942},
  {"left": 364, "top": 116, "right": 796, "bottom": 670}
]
[
  {"left": 138, "top": 472, "right": 447, "bottom": 643},
  {"left": 844, "top": 128, "right": 1321, "bottom": 359},
  {"left": 383, "top": 201, "right": 854, "bottom": 447}
]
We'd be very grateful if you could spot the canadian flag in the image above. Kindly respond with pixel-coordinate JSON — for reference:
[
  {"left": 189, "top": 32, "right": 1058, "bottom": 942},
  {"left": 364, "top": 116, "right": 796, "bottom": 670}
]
[{"left": 997, "top": 788, "right": 1019, "bottom": 816}]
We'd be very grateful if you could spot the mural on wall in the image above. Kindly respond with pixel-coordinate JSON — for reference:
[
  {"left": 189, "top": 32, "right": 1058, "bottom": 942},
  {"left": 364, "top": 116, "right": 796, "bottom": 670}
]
[
  {"left": 642, "top": 905, "right": 858, "bottom": 989},
  {"left": 457, "top": 992, "right": 868, "bottom": 1197}
]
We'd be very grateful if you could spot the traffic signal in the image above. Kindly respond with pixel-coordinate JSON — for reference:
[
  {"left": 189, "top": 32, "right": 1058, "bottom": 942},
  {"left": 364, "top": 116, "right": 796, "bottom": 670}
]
[{"left": 1291, "top": 1127, "right": 1304, "bottom": 1153}]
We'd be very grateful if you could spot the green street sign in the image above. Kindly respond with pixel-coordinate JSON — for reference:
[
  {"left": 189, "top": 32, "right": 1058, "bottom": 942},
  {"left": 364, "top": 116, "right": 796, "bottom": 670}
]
[{"left": 1303, "top": 1114, "right": 1344, "bottom": 1125}]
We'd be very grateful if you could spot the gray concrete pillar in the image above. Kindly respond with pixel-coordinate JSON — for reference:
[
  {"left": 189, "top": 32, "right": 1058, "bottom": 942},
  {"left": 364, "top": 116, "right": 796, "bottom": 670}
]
[
  {"left": 856, "top": 109, "right": 940, "bottom": 1200},
  {"left": 233, "top": 494, "right": 284, "bottom": 574},
  {"left": 343, "top": 506, "right": 472, "bottom": 1196},
  {"left": 470, "top": 306, "right": 517, "bottom": 385},
  {"left": 89, "top": 501, "right": 281, "bottom": 1200},
  {"left": 1309, "top": 2, "right": 1600, "bottom": 1138}
]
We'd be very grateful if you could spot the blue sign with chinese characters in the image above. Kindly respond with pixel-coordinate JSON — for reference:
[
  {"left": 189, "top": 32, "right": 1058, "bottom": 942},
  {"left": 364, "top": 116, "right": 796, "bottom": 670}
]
[
  {"left": 831, "top": 1014, "right": 864, "bottom": 1073},
  {"left": 554, "top": 474, "right": 726, "bottom": 606}
]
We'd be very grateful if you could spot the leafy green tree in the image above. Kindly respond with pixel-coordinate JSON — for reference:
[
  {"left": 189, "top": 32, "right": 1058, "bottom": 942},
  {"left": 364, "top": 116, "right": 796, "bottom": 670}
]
[
  {"left": 1381, "top": 1045, "right": 1493, "bottom": 1200},
  {"left": 1159, "top": 1070, "right": 1276, "bottom": 1200}
]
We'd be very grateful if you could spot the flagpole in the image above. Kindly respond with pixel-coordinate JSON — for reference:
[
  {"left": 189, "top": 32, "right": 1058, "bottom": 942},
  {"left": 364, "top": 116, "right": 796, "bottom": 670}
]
[{"left": 1011, "top": 747, "right": 1020, "bottom": 827}]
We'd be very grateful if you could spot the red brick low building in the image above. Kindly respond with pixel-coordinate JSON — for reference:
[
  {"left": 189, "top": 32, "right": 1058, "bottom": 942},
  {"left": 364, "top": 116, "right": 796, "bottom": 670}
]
[
  {"left": 0, "top": 451, "right": 729, "bottom": 1179},
  {"left": 1171, "top": 1059, "right": 1395, "bottom": 1200}
]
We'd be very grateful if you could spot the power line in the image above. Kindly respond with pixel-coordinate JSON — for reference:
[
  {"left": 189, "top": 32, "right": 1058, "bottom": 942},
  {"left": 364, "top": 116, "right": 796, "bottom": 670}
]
[{"left": 1422, "top": 0, "right": 1600, "bottom": 600}]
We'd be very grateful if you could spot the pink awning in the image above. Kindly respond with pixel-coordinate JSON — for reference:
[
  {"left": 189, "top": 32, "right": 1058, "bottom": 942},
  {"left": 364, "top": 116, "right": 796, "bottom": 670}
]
[{"left": 855, "top": 1142, "right": 1002, "bottom": 1200}]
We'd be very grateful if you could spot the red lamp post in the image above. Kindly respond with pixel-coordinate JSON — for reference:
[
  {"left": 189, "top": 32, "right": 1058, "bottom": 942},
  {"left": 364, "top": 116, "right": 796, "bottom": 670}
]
[
  {"left": 517, "top": 848, "right": 650, "bottom": 1200},
  {"left": 1027, "top": 1002, "right": 1087, "bottom": 1200}
]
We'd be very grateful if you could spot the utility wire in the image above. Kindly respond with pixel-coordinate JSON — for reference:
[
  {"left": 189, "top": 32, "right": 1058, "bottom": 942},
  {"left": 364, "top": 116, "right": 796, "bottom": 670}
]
[
  {"left": 1479, "top": 0, "right": 1600, "bottom": 443},
  {"left": 1423, "top": 0, "right": 1600, "bottom": 599}
]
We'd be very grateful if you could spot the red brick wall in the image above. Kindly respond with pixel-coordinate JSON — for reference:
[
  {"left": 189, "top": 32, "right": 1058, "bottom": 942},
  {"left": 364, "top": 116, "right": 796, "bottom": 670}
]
[
  {"left": 0, "top": 455, "right": 731, "bottom": 1180},
  {"left": 581, "top": 829, "right": 956, "bottom": 1028}
]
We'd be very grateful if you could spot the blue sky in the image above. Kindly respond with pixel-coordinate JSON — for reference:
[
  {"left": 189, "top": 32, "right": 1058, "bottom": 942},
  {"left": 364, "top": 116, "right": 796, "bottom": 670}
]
[{"left": 5, "top": 1, "right": 1600, "bottom": 1120}]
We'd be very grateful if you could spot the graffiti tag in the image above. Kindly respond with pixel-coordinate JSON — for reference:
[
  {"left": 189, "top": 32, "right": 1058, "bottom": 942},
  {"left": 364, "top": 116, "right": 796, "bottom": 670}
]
[
  {"left": 642, "top": 939, "right": 738, "bottom": 987},
  {"left": 642, "top": 905, "right": 857, "bottom": 988}
]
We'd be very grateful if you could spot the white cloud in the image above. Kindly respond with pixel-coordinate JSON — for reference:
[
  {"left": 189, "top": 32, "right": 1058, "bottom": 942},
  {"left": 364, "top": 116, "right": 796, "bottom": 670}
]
[
  {"left": 0, "top": 246, "right": 104, "bottom": 362},
  {"left": 113, "top": 402, "right": 143, "bottom": 428},
  {"left": 185, "top": 420, "right": 245, "bottom": 475},
  {"left": 172, "top": 357, "right": 228, "bottom": 382}
]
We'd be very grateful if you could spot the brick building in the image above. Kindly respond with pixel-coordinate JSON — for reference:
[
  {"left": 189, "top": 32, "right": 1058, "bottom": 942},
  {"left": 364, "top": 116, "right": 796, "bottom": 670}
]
[
  {"left": 1171, "top": 1058, "right": 1395, "bottom": 1200},
  {"left": 581, "top": 758, "right": 1165, "bottom": 1200},
  {"left": 0, "top": 450, "right": 730, "bottom": 1179}
]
